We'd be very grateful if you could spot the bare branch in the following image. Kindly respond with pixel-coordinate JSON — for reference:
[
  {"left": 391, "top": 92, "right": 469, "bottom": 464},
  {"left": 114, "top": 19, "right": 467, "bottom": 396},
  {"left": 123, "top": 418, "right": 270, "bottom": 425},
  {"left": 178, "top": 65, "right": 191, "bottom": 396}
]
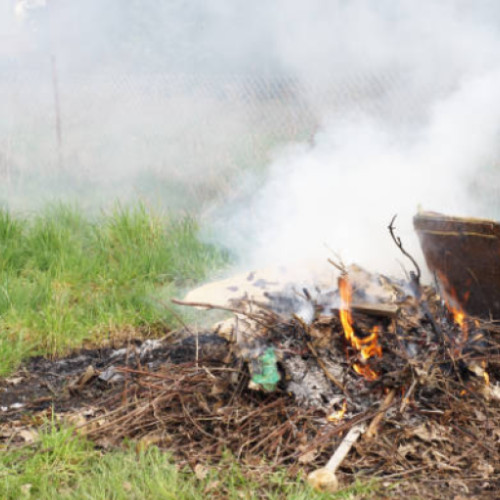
[{"left": 388, "top": 214, "right": 421, "bottom": 284}]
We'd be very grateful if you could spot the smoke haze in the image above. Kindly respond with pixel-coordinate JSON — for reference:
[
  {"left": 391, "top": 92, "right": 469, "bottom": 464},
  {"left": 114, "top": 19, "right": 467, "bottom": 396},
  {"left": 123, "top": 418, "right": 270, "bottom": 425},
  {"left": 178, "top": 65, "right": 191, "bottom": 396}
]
[
  {"left": 211, "top": 1, "right": 500, "bottom": 275},
  {"left": 2, "top": 1, "right": 500, "bottom": 276}
]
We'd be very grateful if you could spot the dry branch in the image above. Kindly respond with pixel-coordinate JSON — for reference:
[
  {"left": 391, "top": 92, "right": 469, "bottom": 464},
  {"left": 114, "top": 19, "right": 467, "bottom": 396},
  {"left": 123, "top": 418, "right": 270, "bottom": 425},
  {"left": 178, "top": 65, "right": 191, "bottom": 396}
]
[
  {"left": 388, "top": 214, "right": 421, "bottom": 284},
  {"left": 365, "top": 388, "right": 396, "bottom": 439}
]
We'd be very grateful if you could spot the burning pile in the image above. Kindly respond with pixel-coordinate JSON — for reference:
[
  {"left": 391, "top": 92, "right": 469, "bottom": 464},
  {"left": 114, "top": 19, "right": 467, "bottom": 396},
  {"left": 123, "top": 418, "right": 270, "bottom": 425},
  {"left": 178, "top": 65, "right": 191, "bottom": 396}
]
[
  {"left": 165, "top": 213, "right": 500, "bottom": 494},
  {"left": 175, "top": 261, "right": 497, "bottom": 414},
  {"left": 3, "top": 212, "right": 498, "bottom": 498}
]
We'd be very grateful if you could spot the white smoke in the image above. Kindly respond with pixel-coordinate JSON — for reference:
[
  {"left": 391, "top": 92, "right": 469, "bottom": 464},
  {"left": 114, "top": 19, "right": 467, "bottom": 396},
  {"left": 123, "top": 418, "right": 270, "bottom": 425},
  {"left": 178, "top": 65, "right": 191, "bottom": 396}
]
[
  {"left": 2, "top": 1, "right": 500, "bottom": 276},
  {"left": 212, "top": 1, "right": 500, "bottom": 275},
  {"left": 0, "top": 1, "right": 291, "bottom": 210}
]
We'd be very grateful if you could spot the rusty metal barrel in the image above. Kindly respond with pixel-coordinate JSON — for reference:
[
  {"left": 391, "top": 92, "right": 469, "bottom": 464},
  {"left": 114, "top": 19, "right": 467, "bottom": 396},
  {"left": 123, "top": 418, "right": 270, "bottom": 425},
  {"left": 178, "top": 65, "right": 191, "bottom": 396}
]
[{"left": 414, "top": 211, "right": 500, "bottom": 319}]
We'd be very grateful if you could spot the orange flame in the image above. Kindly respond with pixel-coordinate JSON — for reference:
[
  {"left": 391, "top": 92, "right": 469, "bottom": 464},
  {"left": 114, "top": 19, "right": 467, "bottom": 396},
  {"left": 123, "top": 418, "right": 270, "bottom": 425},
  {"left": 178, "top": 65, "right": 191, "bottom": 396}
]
[
  {"left": 339, "top": 275, "right": 354, "bottom": 342},
  {"left": 450, "top": 303, "right": 468, "bottom": 333},
  {"left": 448, "top": 301, "right": 470, "bottom": 348},
  {"left": 356, "top": 325, "right": 383, "bottom": 360},
  {"left": 327, "top": 400, "right": 347, "bottom": 422},
  {"left": 436, "top": 272, "right": 469, "bottom": 342},
  {"left": 353, "top": 363, "right": 380, "bottom": 381},
  {"left": 339, "top": 274, "right": 382, "bottom": 380},
  {"left": 482, "top": 361, "right": 490, "bottom": 386}
]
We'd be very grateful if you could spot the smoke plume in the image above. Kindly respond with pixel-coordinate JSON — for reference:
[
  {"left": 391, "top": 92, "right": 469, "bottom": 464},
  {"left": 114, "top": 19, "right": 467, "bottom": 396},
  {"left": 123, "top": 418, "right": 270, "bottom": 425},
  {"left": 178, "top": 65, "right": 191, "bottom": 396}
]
[
  {"left": 211, "top": 1, "right": 500, "bottom": 275},
  {"left": 2, "top": 1, "right": 500, "bottom": 276}
]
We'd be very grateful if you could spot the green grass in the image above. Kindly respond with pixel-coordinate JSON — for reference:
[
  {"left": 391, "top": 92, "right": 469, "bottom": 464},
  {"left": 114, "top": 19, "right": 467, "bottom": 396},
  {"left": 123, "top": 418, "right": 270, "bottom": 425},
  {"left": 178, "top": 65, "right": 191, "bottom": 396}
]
[
  {"left": 0, "top": 203, "right": 229, "bottom": 374},
  {"left": 0, "top": 424, "right": 376, "bottom": 499}
]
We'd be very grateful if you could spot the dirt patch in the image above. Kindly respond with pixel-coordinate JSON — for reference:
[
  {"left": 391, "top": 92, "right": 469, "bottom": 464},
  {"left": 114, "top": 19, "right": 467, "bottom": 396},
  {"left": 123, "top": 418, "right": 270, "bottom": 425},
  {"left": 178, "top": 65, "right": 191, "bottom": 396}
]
[{"left": 0, "top": 333, "right": 228, "bottom": 418}]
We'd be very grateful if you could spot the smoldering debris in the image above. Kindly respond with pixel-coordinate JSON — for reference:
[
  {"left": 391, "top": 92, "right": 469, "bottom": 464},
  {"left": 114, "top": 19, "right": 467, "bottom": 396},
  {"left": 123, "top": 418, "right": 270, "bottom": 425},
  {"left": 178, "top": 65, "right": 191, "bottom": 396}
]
[
  {"left": 2, "top": 212, "right": 500, "bottom": 497},
  {"left": 2, "top": 255, "right": 499, "bottom": 497},
  {"left": 0, "top": 332, "right": 229, "bottom": 416}
]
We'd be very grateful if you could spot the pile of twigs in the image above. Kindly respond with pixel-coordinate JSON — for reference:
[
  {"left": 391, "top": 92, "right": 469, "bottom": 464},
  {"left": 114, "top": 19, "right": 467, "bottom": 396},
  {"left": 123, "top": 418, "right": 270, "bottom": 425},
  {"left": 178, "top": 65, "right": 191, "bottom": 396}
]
[
  {"left": 74, "top": 279, "right": 500, "bottom": 497},
  {"left": 78, "top": 345, "right": 499, "bottom": 485},
  {"left": 83, "top": 362, "right": 340, "bottom": 467}
]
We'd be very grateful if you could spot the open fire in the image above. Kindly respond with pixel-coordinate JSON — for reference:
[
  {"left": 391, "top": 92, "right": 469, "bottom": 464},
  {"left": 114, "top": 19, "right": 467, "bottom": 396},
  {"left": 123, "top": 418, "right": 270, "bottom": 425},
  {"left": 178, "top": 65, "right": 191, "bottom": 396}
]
[
  {"left": 338, "top": 274, "right": 382, "bottom": 381},
  {"left": 336, "top": 263, "right": 491, "bottom": 387},
  {"left": 158, "top": 210, "right": 500, "bottom": 495},
  {"left": 2, "top": 211, "right": 497, "bottom": 498},
  {"left": 171, "top": 248, "right": 499, "bottom": 495}
]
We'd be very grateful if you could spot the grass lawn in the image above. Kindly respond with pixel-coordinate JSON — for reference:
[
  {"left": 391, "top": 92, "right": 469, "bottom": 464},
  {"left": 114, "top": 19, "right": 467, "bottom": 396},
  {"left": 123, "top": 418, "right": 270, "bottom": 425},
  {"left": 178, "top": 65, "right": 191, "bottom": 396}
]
[{"left": 0, "top": 203, "right": 228, "bottom": 375}]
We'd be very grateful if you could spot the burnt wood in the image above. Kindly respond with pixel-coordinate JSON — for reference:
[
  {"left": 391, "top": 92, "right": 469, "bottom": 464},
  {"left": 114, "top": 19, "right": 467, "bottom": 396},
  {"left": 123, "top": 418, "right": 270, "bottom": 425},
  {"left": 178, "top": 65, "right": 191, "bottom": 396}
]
[{"left": 414, "top": 211, "right": 500, "bottom": 319}]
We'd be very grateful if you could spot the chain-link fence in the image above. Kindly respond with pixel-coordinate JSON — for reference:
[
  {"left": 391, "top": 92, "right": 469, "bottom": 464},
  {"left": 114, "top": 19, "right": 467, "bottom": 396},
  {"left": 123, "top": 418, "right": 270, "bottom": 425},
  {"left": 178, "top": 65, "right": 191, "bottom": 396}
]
[
  {"left": 1, "top": 69, "right": 310, "bottom": 171},
  {"left": 2, "top": 60, "right": 482, "bottom": 211},
  {"left": 0, "top": 64, "right": 327, "bottom": 208}
]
